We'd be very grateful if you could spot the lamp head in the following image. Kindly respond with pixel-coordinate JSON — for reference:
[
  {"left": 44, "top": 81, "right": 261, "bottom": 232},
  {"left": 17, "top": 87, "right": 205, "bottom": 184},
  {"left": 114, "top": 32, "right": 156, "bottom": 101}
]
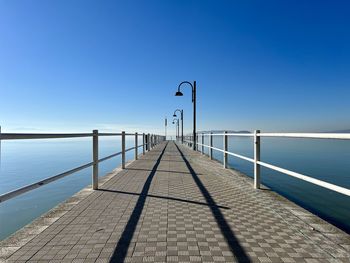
[
  {"left": 172, "top": 121, "right": 175, "bottom": 124},
  {"left": 175, "top": 91, "right": 183, "bottom": 96},
  {"left": 173, "top": 114, "right": 177, "bottom": 117}
]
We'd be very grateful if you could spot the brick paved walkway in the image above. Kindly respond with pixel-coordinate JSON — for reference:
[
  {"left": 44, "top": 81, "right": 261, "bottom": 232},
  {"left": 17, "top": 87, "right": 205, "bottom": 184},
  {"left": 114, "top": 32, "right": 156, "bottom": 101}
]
[{"left": 1, "top": 141, "right": 349, "bottom": 262}]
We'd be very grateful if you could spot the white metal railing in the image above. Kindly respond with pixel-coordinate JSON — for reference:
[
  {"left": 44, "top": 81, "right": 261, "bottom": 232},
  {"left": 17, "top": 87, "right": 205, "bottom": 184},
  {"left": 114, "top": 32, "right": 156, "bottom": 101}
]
[
  {"left": 0, "top": 130, "right": 165, "bottom": 203},
  {"left": 182, "top": 131, "right": 350, "bottom": 197}
]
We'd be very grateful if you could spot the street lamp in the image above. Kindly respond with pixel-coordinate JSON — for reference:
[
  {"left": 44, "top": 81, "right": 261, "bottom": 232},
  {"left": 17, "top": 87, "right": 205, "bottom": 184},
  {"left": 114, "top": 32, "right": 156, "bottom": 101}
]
[
  {"left": 175, "top": 81, "right": 196, "bottom": 150},
  {"left": 173, "top": 109, "right": 183, "bottom": 144},
  {"left": 172, "top": 118, "right": 179, "bottom": 141}
]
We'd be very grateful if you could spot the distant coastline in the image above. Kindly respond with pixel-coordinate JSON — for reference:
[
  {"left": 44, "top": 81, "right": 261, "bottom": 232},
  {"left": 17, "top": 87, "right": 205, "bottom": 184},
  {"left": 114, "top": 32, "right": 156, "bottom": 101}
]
[
  {"left": 325, "top": 129, "right": 350, "bottom": 133},
  {"left": 198, "top": 130, "right": 251, "bottom": 134},
  {"left": 198, "top": 129, "right": 350, "bottom": 134}
]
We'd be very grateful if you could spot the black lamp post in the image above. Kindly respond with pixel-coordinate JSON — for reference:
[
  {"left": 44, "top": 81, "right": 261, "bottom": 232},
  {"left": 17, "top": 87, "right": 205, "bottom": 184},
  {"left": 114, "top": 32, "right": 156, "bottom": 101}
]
[
  {"left": 175, "top": 81, "right": 196, "bottom": 150},
  {"left": 173, "top": 109, "right": 183, "bottom": 144},
  {"left": 172, "top": 118, "right": 179, "bottom": 140}
]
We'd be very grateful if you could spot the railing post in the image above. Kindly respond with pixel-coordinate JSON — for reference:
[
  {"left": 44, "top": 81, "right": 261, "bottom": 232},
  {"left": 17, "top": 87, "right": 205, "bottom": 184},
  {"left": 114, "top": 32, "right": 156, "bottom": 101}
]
[
  {"left": 210, "top": 132, "right": 213, "bottom": 160},
  {"left": 148, "top": 133, "right": 151, "bottom": 151},
  {"left": 254, "top": 130, "right": 261, "bottom": 189},
  {"left": 92, "top": 130, "right": 99, "bottom": 190},
  {"left": 196, "top": 134, "right": 198, "bottom": 152},
  {"left": 142, "top": 133, "right": 145, "bottom": 154},
  {"left": 121, "top": 131, "right": 126, "bottom": 169},
  {"left": 201, "top": 133, "right": 204, "bottom": 154},
  {"left": 135, "top": 132, "right": 138, "bottom": 160},
  {"left": 223, "top": 131, "right": 228, "bottom": 168}
]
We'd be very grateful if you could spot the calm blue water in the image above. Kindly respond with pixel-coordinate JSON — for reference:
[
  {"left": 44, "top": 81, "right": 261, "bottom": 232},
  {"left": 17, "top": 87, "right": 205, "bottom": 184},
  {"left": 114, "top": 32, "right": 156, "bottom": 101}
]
[
  {"left": 203, "top": 136, "right": 350, "bottom": 233},
  {"left": 0, "top": 137, "right": 349, "bottom": 240},
  {"left": 0, "top": 137, "right": 143, "bottom": 240}
]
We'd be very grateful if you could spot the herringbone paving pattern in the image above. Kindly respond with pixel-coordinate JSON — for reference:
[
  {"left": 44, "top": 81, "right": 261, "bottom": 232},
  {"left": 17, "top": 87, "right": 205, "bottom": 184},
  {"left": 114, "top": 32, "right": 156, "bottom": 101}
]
[{"left": 1, "top": 141, "right": 349, "bottom": 262}]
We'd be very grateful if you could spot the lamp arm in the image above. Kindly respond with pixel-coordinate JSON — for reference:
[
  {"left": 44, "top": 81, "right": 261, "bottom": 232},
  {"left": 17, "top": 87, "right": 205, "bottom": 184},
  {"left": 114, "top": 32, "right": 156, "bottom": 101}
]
[
  {"left": 173, "top": 109, "right": 182, "bottom": 117},
  {"left": 178, "top": 81, "right": 194, "bottom": 102}
]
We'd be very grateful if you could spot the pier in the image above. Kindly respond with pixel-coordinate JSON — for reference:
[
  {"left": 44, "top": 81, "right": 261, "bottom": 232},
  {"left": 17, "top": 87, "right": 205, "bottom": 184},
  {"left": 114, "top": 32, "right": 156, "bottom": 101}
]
[{"left": 1, "top": 140, "right": 349, "bottom": 263}]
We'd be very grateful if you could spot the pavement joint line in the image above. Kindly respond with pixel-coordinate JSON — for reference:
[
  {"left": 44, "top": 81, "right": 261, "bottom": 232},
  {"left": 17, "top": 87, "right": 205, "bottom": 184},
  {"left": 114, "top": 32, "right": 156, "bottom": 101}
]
[{"left": 0, "top": 141, "right": 349, "bottom": 262}]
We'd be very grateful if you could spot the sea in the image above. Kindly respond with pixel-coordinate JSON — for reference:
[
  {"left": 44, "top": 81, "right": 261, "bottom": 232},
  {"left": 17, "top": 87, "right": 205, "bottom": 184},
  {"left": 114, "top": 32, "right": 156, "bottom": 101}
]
[{"left": 0, "top": 136, "right": 349, "bottom": 240}]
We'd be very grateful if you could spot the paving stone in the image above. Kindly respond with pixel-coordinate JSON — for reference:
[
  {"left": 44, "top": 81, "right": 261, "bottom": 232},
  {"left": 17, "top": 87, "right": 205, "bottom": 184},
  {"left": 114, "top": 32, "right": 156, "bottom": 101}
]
[{"left": 1, "top": 142, "right": 349, "bottom": 262}]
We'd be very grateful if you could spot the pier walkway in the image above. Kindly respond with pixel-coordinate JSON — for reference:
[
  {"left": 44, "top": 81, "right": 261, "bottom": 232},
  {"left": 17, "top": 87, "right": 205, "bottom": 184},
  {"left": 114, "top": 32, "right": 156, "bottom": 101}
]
[{"left": 1, "top": 141, "right": 349, "bottom": 262}]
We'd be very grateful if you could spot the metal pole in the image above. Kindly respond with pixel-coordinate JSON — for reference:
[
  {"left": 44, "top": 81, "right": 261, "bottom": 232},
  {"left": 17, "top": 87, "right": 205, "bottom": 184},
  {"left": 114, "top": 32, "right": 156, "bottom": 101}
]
[
  {"left": 177, "top": 120, "right": 179, "bottom": 141},
  {"left": 121, "top": 131, "right": 125, "bottom": 169},
  {"left": 135, "top": 132, "right": 138, "bottom": 160},
  {"left": 223, "top": 131, "right": 228, "bottom": 168},
  {"left": 175, "top": 124, "right": 177, "bottom": 141},
  {"left": 254, "top": 130, "right": 261, "bottom": 189},
  {"left": 193, "top": 81, "right": 196, "bottom": 150},
  {"left": 201, "top": 133, "right": 204, "bottom": 154},
  {"left": 142, "top": 133, "right": 145, "bottom": 154},
  {"left": 92, "top": 130, "right": 98, "bottom": 190},
  {"left": 210, "top": 132, "right": 213, "bottom": 160},
  {"left": 181, "top": 110, "right": 184, "bottom": 144}
]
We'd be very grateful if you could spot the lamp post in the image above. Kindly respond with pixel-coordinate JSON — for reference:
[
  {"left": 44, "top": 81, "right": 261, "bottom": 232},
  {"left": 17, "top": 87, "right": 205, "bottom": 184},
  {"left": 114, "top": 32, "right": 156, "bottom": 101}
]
[
  {"left": 165, "top": 117, "right": 167, "bottom": 140},
  {"left": 172, "top": 118, "right": 179, "bottom": 141},
  {"left": 175, "top": 81, "right": 196, "bottom": 150},
  {"left": 173, "top": 109, "right": 183, "bottom": 144}
]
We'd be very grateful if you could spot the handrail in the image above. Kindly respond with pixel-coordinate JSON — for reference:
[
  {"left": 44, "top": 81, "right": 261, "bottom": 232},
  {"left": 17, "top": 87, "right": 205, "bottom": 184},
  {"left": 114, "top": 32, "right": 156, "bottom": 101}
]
[
  {"left": 0, "top": 130, "right": 166, "bottom": 203},
  {"left": 198, "top": 132, "right": 350, "bottom": 140},
  {"left": 98, "top": 151, "right": 123, "bottom": 163},
  {"left": 194, "top": 141, "right": 254, "bottom": 163},
  {"left": 183, "top": 132, "right": 350, "bottom": 197},
  {"left": 98, "top": 133, "right": 122, "bottom": 136},
  {"left": 202, "top": 133, "right": 254, "bottom": 137},
  {"left": 258, "top": 133, "right": 350, "bottom": 140},
  {"left": 0, "top": 161, "right": 94, "bottom": 203},
  {"left": 257, "top": 160, "right": 350, "bottom": 196},
  {"left": 0, "top": 133, "right": 93, "bottom": 140},
  {"left": 0, "top": 132, "right": 149, "bottom": 140},
  {"left": 125, "top": 146, "right": 136, "bottom": 152}
]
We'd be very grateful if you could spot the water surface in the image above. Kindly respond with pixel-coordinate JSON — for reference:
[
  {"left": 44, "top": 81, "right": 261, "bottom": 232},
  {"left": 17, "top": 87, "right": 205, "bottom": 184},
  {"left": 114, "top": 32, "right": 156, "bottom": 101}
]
[{"left": 0, "top": 136, "right": 349, "bottom": 240}]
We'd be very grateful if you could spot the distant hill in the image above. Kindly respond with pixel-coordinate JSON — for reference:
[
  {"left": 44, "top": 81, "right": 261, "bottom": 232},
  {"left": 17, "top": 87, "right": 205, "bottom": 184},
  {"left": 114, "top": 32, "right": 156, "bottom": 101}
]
[{"left": 325, "top": 129, "right": 350, "bottom": 133}]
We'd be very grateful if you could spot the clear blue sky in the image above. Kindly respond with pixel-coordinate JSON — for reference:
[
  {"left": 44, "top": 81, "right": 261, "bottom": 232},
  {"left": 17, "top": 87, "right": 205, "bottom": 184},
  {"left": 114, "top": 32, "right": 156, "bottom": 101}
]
[{"left": 1, "top": 0, "right": 349, "bottom": 135}]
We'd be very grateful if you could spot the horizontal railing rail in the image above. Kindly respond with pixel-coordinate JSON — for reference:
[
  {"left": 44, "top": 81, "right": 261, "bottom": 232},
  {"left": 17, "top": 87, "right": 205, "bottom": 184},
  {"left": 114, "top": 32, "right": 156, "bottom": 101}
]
[
  {"left": 0, "top": 130, "right": 166, "bottom": 203},
  {"left": 200, "top": 132, "right": 350, "bottom": 140},
  {"left": 182, "top": 131, "right": 350, "bottom": 197},
  {"left": 0, "top": 133, "right": 93, "bottom": 140}
]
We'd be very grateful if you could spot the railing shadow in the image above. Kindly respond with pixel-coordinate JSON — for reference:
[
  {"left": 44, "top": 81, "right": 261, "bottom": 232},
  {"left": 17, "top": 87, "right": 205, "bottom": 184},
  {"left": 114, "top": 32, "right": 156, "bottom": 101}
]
[
  {"left": 126, "top": 167, "right": 203, "bottom": 175},
  {"left": 174, "top": 143, "right": 251, "bottom": 263},
  {"left": 108, "top": 142, "right": 168, "bottom": 263},
  {"left": 98, "top": 189, "right": 230, "bottom": 210}
]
